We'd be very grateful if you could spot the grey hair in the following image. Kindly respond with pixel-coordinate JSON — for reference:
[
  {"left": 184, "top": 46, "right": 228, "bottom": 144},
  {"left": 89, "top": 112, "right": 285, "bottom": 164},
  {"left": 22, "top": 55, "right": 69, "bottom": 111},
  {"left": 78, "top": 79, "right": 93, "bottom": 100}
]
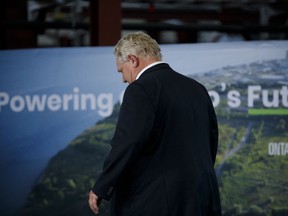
[{"left": 114, "top": 31, "right": 163, "bottom": 63}]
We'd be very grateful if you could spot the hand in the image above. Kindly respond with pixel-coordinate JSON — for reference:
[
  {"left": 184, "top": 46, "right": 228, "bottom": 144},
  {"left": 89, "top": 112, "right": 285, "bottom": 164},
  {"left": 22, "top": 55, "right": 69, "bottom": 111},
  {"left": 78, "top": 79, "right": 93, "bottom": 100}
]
[{"left": 89, "top": 190, "right": 101, "bottom": 214}]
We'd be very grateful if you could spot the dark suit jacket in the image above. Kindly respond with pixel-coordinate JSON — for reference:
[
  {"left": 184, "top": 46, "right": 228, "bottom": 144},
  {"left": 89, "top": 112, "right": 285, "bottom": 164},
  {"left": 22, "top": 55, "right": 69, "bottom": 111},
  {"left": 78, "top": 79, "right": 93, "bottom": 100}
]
[{"left": 92, "top": 63, "right": 222, "bottom": 216}]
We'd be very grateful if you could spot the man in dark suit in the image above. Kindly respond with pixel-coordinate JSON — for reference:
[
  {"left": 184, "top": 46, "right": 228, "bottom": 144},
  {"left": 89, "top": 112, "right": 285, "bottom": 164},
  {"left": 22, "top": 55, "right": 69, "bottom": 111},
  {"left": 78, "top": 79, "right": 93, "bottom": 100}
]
[{"left": 89, "top": 31, "right": 222, "bottom": 216}]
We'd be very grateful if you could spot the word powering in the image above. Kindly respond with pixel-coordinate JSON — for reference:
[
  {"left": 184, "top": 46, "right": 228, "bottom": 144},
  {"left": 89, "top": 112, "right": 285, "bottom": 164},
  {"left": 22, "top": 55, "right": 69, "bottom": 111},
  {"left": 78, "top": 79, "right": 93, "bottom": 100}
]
[{"left": 0, "top": 87, "right": 114, "bottom": 117}]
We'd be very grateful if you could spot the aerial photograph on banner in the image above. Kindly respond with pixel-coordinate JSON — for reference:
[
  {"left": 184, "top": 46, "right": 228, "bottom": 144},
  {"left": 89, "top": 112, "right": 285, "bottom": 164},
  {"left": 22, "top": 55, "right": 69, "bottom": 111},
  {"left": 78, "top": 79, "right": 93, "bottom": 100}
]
[{"left": 18, "top": 43, "right": 288, "bottom": 216}]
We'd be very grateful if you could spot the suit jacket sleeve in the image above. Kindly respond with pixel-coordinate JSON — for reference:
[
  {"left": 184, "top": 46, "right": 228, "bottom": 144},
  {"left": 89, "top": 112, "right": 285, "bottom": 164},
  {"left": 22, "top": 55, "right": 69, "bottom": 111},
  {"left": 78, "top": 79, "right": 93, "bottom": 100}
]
[{"left": 92, "top": 82, "right": 155, "bottom": 200}]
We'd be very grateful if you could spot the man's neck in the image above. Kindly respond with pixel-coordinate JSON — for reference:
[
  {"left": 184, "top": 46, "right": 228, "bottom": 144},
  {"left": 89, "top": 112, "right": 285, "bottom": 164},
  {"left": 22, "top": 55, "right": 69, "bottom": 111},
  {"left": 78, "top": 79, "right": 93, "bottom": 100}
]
[{"left": 135, "top": 60, "right": 163, "bottom": 80}]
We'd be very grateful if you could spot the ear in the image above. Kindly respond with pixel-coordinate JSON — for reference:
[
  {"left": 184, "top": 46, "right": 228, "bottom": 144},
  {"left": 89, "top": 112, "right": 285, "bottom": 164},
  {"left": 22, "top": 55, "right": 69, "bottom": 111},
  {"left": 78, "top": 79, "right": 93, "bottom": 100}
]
[{"left": 128, "top": 55, "right": 139, "bottom": 68}]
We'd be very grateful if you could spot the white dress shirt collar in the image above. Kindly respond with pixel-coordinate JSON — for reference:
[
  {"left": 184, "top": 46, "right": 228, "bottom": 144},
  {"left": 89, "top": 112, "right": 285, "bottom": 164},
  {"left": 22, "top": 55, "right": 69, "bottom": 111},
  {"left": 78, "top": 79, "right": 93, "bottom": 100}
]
[{"left": 136, "top": 61, "right": 164, "bottom": 80}]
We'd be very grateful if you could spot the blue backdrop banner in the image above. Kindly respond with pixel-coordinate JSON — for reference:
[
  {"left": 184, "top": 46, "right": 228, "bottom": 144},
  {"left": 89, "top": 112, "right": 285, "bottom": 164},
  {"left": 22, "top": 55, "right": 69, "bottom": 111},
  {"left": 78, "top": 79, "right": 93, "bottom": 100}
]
[{"left": 0, "top": 41, "right": 287, "bottom": 216}]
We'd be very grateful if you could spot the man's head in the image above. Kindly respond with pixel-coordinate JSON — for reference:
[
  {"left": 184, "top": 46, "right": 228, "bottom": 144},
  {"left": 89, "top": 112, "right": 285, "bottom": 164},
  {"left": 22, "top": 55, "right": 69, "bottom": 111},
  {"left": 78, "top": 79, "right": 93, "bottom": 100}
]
[
  {"left": 114, "top": 32, "right": 162, "bottom": 84},
  {"left": 114, "top": 31, "right": 162, "bottom": 63}
]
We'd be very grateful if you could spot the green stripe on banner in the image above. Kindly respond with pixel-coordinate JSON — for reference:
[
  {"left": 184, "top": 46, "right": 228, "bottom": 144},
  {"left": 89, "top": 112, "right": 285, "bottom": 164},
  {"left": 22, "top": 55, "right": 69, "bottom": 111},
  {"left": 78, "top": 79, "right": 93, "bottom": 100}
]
[{"left": 248, "top": 109, "right": 288, "bottom": 115}]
